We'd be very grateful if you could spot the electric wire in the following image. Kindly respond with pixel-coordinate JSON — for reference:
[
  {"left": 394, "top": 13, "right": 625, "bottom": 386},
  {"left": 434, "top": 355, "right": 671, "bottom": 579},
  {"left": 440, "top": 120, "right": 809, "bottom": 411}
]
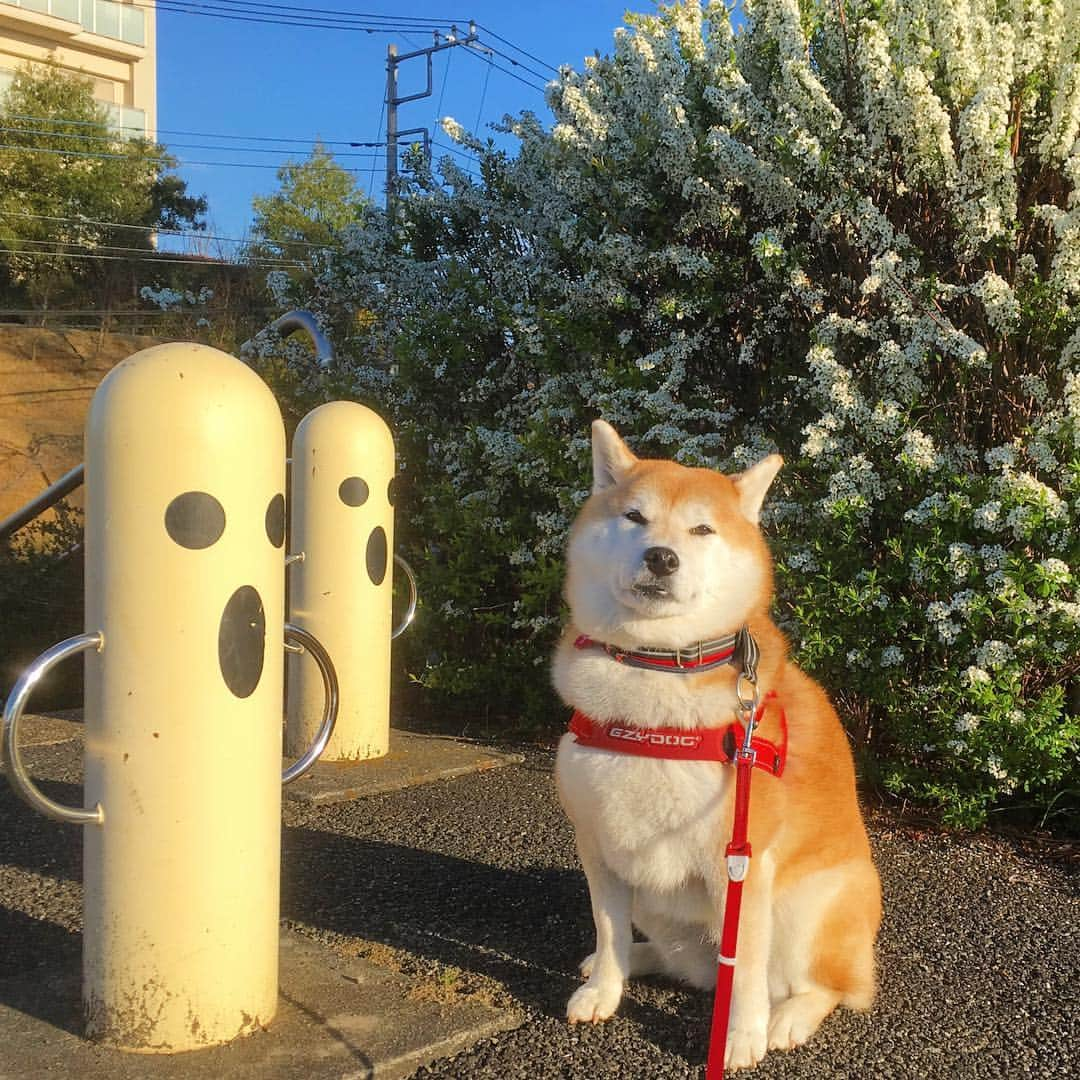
[
  {"left": 3, "top": 112, "right": 383, "bottom": 148},
  {"left": 0, "top": 236, "right": 299, "bottom": 266},
  {"left": 473, "top": 22, "right": 561, "bottom": 74},
  {"left": 0, "top": 142, "right": 380, "bottom": 171},
  {"left": 0, "top": 248, "right": 282, "bottom": 267},
  {"left": 0, "top": 212, "right": 340, "bottom": 250},
  {"left": 155, "top": 1, "right": 468, "bottom": 25},
  {"left": 460, "top": 43, "right": 547, "bottom": 94},
  {"left": 144, "top": 0, "right": 458, "bottom": 35},
  {"left": 473, "top": 53, "right": 493, "bottom": 137},
  {"left": 0, "top": 125, "right": 384, "bottom": 159},
  {"left": 367, "top": 99, "right": 386, "bottom": 199}
]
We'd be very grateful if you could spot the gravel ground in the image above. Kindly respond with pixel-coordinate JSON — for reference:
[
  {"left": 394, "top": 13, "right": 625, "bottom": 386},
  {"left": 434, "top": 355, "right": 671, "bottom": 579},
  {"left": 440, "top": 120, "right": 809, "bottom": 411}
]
[{"left": 1, "top": 737, "right": 1077, "bottom": 1079}]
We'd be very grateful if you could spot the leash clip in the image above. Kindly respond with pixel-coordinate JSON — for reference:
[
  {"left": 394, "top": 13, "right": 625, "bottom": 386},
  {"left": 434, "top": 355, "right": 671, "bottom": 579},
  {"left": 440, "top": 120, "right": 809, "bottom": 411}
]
[{"left": 735, "top": 672, "right": 760, "bottom": 759}]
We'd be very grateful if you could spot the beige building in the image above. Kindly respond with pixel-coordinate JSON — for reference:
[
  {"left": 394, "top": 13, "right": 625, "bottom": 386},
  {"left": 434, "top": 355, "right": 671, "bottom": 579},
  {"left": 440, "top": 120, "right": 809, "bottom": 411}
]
[{"left": 0, "top": 0, "right": 155, "bottom": 137}]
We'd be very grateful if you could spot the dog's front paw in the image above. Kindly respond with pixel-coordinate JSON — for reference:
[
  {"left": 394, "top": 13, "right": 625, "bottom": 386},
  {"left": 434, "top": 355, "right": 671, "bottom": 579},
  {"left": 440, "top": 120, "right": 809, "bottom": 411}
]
[
  {"left": 566, "top": 980, "right": 622, "bottom": 1024},
  {"left": 725, "top": 1024, "right": 768, "bottom": 1071},
  {"left": 767, "top": 992, "right": 832, "bottom": 1051}
]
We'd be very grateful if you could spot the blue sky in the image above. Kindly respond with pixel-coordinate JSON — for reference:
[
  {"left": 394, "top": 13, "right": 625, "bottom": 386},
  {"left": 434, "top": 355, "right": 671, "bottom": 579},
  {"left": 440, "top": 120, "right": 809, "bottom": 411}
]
[{"left": 156, "top": 2, "right": 637, "bottom": 245}]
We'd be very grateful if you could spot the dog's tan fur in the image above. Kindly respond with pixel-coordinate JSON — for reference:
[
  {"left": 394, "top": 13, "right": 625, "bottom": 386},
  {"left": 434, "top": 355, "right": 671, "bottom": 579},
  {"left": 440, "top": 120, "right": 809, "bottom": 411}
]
[{"left": 553, "top": 421, "right": 881, "bottom": 1070}]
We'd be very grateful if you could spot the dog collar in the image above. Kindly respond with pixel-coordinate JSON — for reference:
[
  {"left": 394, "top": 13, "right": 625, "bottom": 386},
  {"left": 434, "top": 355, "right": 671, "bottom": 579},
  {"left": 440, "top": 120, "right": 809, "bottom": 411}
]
[
  {"left": 573, "top": 625, "right": 759, "bottom": 675},
  {"left": 567, "top": 693, "right": 786, "bottom": 777}
]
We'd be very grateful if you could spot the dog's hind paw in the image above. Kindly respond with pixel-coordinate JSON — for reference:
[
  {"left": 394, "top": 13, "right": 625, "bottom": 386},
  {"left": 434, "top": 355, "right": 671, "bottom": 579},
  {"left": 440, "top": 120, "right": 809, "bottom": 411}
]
[
  {"left": 566, "top": 981, "right": 622, "bottom": 1024},
  {"left": 725, "top": 1025, "right": 768, "bottom": 1071}
]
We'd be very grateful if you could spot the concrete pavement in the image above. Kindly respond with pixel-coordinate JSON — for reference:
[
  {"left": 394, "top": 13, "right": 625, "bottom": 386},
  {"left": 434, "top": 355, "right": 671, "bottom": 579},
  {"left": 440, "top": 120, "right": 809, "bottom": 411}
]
[{"left": 1, "top": 713, "right": 1077, "bottom": 1078}]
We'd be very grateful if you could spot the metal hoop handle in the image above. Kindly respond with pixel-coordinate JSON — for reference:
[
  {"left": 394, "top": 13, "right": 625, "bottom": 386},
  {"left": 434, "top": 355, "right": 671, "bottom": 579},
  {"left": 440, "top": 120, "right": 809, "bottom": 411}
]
[
  {"left": 282, "top": 623, "right": 339, "bottom": 785},
  {"left": 391, "top": 553, "right": 417, "bottom": 640},
  {"left": 1, "top": 632, "right": 105, "bottom": 826}
]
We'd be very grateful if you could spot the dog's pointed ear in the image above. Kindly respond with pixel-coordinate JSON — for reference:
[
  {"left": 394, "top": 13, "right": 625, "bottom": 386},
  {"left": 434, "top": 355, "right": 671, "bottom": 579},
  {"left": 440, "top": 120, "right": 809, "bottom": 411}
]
[
  {"left": 591, "top": 420, "right": 637, "bottom": 491},
  {"left": 733, "top": 454, "right": 783, "bottom": 524}
]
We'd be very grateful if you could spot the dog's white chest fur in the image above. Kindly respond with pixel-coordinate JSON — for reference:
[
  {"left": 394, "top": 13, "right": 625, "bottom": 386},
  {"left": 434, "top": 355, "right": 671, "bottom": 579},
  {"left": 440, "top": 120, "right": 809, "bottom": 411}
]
[
  {"left": 554, "top": 649, "right": 737, "bottom": 921},
  {"left": 558, "top": 737, "right": 732, "bottom": 910}
]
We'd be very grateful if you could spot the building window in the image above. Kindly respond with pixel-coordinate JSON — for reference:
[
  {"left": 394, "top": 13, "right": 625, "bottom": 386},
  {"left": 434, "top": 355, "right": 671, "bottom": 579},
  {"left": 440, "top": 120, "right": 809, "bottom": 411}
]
[{"left": 0, "top": 0, "right": 146, "bottom": 47}]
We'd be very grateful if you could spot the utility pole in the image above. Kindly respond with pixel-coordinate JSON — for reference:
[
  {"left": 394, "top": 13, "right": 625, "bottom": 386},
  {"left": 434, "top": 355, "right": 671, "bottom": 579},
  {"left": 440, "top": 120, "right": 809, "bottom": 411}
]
[{"left": 384, "top": 22, "right": 478, "bottom": 217}]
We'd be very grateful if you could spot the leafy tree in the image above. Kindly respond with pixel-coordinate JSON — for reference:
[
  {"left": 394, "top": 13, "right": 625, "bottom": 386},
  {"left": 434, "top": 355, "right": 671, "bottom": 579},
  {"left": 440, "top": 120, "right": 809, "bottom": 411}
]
[
  {"left": 0, "top": 61, "right": 207, "bottom": 309},
  {"left": 249, "top": 142, "right": 368, "bottom": 307}
]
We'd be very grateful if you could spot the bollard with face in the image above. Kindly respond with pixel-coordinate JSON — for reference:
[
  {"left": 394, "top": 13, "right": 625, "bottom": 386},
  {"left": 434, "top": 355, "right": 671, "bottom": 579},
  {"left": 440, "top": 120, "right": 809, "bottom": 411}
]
[
  {"left": 81, "top": 342, "right": 286, "bottom": 1050},
  {"left": 286, "top": 401, "right": 395, "bottom": 761}
]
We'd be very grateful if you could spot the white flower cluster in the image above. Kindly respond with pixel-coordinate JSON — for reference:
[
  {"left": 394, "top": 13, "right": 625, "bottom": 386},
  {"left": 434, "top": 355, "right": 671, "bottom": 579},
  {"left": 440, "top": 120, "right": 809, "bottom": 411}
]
[
  {"left": 138, "top": 285, "right": 214, "bottom": 310},
  {"left": 974, "top": 639, "right": 1015, "bottom": 670}
]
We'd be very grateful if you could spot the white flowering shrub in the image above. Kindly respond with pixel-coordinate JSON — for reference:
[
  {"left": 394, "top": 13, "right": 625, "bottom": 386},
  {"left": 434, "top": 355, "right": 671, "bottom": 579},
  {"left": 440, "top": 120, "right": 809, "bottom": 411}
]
[{"left": 292, "top": 0, "right": 1080, "bottom": 828}]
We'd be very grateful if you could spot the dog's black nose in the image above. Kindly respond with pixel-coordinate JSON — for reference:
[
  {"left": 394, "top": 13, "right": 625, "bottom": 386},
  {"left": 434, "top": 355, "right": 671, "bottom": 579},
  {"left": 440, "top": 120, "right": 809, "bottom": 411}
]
[{"left": 643, "top": 546, "right": 680, "bottom": 577}]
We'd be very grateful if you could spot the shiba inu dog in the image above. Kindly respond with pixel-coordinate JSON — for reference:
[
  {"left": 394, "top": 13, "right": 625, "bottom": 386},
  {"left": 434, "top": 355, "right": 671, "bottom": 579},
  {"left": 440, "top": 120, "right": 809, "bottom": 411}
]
[{"left": 553, "top": 421, "right": 881, "bottom": 1071}]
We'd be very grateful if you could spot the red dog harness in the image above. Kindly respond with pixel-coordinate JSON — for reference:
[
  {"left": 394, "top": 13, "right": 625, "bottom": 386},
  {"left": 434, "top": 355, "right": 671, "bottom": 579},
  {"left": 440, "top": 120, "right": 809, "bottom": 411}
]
[
  {"left": 568, "top": 629, "right": 785, "bottom": 1080},
  {"left": 568, "top": 697, "right": 786, "bottom": 776}
]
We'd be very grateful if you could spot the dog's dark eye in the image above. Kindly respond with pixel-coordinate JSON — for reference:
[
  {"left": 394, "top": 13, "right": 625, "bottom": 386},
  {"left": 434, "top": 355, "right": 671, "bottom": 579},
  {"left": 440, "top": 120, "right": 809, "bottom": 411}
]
[
  {"left": 690, "top": 523, "right": 714, "bottom": 536},
  {"left": 625, "top": 509, "right": 647, "bottom": 524}
]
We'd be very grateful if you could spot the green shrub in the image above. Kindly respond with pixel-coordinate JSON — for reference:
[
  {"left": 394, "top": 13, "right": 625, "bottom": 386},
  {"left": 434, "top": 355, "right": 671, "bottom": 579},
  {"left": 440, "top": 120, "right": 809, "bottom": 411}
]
[
  {"left": 0, "top": 506, "right": 85, "bottom": 711},
  {"left": 280, "top": 0, "right": 1080, "bottom": 829}
]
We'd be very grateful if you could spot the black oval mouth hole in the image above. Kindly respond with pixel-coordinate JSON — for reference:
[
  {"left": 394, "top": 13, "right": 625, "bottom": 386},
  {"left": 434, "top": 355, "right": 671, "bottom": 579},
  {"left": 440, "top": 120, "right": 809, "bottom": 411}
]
[
  {"left": 366, "top": 526, "right": 388, "bottom": 586},
  {"left": 219, "top": 585, "right": 266, "bottom": 698}
]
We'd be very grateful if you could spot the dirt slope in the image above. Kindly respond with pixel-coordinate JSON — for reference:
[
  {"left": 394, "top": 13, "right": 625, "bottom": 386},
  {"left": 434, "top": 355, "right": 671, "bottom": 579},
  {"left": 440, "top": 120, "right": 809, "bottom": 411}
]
[{"left": 0, "top": 326, "right": 168, "bottom": 527}]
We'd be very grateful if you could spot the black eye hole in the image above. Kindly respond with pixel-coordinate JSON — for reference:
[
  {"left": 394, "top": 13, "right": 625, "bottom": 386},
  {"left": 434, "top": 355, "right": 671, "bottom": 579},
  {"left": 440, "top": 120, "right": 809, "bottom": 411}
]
[
  {"left": 339, "top": 477, "right": 370, "bottom": 507},
  {"left": 625, "top": 509, "right": 647, "bottom": 525},
  {"left": 265, "top": 493, "right": 285, "bottom": 548},
  {"left": 690, "top": 523, "right": 715, "bottom": 536},
  {"left": 165, "top": 492, "right": 225, "bottom": 549}
]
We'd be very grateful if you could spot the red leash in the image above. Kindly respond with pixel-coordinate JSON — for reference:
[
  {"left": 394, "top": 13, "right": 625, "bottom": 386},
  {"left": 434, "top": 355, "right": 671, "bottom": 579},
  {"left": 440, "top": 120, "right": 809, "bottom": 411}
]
[{"left": 706, "top": 735, "right": 757, "bottom": 1079}]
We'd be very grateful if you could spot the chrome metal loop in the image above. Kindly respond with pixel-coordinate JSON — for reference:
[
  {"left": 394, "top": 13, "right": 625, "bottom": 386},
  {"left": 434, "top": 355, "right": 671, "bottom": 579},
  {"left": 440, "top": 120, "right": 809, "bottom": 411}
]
[
  {"left": 1, "top": 632, "right": 105, "bottom": 826},
  {"left": 736, "top": 672, "right": 759, "bottom": 715},
  {"left": 391, "top": 553, "right": 418, "bottom": 640},
  {"left": 281, "top": 623, "right": 339, "bottom": 785}
]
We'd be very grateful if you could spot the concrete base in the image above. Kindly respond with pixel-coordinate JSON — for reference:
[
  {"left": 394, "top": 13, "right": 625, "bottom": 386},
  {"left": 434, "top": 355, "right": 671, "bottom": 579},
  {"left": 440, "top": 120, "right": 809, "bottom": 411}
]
[
  {"left": 1, "top": 714, "right": 525, "bottom": 1078},
  {"left": 19, "top": 714, "right": 525, "bottom": 807},
  {"left": 285, "top": 731, "right": 525, "bottom": 805},
  {"left": 0, "top": 930, "right": 520, "bottom": 1079}
]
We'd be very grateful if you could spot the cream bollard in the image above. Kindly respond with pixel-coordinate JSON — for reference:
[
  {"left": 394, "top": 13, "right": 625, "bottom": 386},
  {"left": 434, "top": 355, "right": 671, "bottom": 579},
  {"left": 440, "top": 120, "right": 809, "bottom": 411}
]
[
  {"left": 84, "top": 342, "right": 286, "bottom": 1050},
  {"left": 2, "top": 343, "right": 293, "bottom": 1052},
  {"left": 286, "top": 401, "right": 398, "bottom": 761}
]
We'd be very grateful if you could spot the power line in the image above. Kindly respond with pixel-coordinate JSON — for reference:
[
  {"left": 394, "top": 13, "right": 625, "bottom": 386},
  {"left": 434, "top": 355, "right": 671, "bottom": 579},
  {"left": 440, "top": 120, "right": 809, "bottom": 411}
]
[
  {"left": 3, "top": 112, "right": 381, "bottom": 148},
  {"left": 0, "top": 248, "right": 264, "bottom": 267},
  {"left": 165, "top": 1, "right": 467, "bottom": 24},
  {"left": 0, "top": 141, "right": 382, "bottom": 171},
  {"left": 474, "top": 54, "right": 493, "bottom": 136},
  {"left": 0, "top": 308, "right": 281, "bottom": 317},
  {"left": 367, "top": 98, "right": 386, "bottom": 199},
  {"left": 150, "top": 0, "right": 467, "bottom": 26},
  {"left": 476, "top": 40, "right": 555, "bottom": 85},
  {"left": 0, "top": 236, "right": 300, "bottom": 267},
  {"left": 0, "top": 211, "right": 339, "bottom": 250},
  {"left": 0, "top": 124, "right": 385, "bottom": 159},
  {"left": 474, "top": 22, "right": 560, "bottom": 75},
  {"left": 460, "top": 43, "right": 547, "bottom": 94},
  {"left": 145, "top": 0, "right": 460, "bottom": 35}
]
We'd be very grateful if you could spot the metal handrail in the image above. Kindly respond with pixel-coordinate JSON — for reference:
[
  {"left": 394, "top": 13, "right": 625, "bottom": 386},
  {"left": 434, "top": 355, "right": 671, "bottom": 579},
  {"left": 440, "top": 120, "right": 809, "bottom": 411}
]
[
  {"left": 281, "top": 623, "right": 340, "bottom": 784},
  {"left": 0, "top": 464, "right": 85, "bottom": 544},
  {"left": 391, "top": 554, "right": 418, "bottom": 640},
  {"left": 1, "top": 631, "right": 106, "bottom": 826},
  {"left": 240, "top": 310, "right": 334, "bottom": 368}
]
